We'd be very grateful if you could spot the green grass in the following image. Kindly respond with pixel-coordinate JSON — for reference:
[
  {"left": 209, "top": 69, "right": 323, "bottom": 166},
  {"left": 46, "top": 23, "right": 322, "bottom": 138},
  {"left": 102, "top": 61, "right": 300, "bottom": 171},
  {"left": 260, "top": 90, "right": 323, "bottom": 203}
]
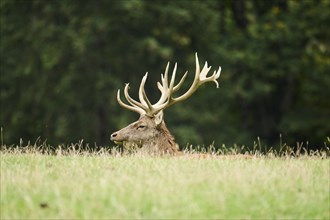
[{"left": 1, "top": 148, "right": 329, "bottom": 219}]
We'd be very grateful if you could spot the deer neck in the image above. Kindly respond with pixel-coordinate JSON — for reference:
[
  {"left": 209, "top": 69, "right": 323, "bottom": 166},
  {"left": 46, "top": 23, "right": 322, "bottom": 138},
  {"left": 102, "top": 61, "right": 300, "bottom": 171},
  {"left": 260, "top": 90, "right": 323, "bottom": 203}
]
[{"left": 140, "top": 121, "right": 178, "bottom": 155}]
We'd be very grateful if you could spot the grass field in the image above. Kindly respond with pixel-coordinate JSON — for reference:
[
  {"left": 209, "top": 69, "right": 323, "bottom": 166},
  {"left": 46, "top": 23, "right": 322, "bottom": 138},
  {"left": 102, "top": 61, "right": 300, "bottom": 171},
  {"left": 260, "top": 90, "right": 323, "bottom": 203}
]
[{"left": 1, "top": 147, "right": 329, "bottom": 219}]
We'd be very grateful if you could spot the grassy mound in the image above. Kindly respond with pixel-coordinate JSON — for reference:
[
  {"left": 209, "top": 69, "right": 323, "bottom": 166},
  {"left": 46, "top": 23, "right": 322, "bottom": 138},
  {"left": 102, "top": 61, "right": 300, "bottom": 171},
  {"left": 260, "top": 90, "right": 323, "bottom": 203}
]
[{"left": 1, "top": 143, "right": 329, "bottom": 219}]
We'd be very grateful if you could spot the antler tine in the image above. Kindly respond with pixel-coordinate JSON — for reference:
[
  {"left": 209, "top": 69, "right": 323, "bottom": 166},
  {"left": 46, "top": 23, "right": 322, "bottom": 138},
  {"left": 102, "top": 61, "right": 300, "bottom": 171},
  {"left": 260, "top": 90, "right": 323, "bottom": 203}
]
[
  {"left": 138, "top": 73, "right": 155, "bottom": 114},
  {"left": 117, "top": 89, "right": 145, "bottom": 115},
  {"left": 173, "top": 71, "right": 188, "bottom": 92},
  {"left": 116, "top": 53, "right": 221, "bottom": 117},
  {"left": 123, "top": 83, "right": 148, "bottom": 112},
  {"left": 199, "top": 54, "right": 221, "bottom": 88},
  {"left": 158, "top": 62, "right": 177, "bottom": 106},
  {"left": 211, "top": 67, "right": 221, "bottom": 88},
  {"left": 138, "top": 73, "right": 153, "bottom": 109},
  {"left": 155, "top": 62, "right": 170, "bottom": 106},
  {"left": 155, "top": 52, "right": 221, "bottom": 111},
  {"left": 169, "top": 63, "right": 177, "bottom": 91}
]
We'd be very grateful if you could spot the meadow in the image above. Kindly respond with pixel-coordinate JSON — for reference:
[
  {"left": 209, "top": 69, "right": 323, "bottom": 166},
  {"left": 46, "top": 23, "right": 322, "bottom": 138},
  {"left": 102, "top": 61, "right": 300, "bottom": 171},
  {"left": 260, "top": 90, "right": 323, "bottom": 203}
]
[{"left": 0, "top": 145, "right": 329, "bottom": 219}]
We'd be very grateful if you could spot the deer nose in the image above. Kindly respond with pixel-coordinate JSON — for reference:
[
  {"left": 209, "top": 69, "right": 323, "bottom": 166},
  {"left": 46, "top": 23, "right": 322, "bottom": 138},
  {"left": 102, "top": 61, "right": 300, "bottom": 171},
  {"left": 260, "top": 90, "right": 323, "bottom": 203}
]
[{"left": 111, "top": 132, "right": 117, "bottom": 139}]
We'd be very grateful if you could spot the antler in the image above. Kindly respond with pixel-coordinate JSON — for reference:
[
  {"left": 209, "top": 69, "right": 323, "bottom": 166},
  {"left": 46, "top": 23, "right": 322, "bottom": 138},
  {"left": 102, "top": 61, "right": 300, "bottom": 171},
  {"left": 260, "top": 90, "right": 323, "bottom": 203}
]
[{"left": 117, "top": 53, "right": 221, "bottom": 117}]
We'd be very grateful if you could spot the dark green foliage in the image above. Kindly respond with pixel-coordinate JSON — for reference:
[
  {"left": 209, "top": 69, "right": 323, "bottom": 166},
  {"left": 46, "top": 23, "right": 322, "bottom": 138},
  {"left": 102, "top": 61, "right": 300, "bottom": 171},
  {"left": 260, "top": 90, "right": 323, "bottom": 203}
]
[{"left": 1, "top": 0, "right": 329, "bottom": 149}]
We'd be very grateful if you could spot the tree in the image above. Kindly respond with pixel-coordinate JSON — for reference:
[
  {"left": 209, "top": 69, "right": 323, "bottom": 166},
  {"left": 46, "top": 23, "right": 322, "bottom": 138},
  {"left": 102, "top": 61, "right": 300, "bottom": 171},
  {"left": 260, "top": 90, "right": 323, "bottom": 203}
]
[{"left": 1, "top": 0, "right": 329, "bottom": 150}]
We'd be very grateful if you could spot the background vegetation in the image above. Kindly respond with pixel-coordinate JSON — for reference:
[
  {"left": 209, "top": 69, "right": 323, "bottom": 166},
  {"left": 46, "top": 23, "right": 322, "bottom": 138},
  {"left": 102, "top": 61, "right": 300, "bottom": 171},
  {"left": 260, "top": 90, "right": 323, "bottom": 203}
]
[{"left": 1, "top": 0, "right": 329, "bottom": 149}]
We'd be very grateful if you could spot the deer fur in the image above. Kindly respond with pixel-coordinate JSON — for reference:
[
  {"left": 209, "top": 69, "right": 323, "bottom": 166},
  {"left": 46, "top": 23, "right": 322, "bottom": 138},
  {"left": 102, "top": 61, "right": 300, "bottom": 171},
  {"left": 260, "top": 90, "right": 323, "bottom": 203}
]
[
  {"left": 110, "top": 53, "right": 221, "bottom": 155},
  {"left": 111, "top": 113, "right": 178, "bottom": 155}
]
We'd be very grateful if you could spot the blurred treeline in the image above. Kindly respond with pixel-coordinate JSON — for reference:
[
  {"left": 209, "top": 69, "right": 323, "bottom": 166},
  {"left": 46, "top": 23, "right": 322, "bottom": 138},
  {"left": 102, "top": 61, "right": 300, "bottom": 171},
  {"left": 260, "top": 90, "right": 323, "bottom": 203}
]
[{"left": 1, "top": 0, "right": 329, "bottom": 149}]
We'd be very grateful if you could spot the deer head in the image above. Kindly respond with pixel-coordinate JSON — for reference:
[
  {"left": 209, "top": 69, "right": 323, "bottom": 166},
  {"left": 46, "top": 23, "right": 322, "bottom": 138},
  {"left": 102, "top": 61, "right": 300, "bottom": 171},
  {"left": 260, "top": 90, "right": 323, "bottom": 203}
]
[{"left": 111, "top": 53, "right": 221, "bottom": 155}]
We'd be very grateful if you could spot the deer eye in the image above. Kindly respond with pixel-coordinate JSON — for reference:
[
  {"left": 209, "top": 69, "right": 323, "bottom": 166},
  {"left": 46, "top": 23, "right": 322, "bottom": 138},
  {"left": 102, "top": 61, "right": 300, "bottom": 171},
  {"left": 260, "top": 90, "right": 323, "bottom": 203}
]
[{"left": 137, "top": 125, "right": 146, "bottom": 130}]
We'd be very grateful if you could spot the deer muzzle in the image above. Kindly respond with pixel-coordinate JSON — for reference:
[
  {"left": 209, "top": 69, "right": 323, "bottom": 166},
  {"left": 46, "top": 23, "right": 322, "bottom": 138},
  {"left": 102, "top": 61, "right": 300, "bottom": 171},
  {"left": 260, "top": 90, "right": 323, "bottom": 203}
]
[{"left": 110, "top": 132, "right": 123, "bottom": 144}]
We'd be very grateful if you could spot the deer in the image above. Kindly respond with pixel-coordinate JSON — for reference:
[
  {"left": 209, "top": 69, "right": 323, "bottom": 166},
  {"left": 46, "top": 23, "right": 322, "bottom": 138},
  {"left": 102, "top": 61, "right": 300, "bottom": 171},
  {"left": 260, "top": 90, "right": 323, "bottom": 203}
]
[{"left": 110, "top": 53, "right": 221, "bottom": 155}]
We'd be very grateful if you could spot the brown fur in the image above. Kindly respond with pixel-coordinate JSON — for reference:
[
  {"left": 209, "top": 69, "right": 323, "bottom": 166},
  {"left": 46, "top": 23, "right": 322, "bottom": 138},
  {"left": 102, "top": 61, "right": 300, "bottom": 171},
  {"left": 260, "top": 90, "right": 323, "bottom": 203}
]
[
  {"left": 175, "top": 153, "right": 254, "bottom": 159},
  {"left": 111, "top": 115, "right": 178, "bottom": 155},
  {"left": 111, "top": 54, "right": 221, "bottom": 155}
]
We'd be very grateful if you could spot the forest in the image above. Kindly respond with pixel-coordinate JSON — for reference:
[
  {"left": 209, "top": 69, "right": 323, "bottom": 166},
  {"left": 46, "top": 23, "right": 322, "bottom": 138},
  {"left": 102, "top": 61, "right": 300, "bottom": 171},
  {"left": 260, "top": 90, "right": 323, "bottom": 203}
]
[{"left": 1, "top": 0, "right": 329, "bottom": 150}]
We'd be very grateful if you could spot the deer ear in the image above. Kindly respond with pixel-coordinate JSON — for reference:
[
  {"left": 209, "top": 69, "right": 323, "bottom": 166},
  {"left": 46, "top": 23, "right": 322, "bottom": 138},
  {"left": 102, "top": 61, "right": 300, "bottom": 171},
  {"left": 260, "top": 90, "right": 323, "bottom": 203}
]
[{"left": 154, "top": 111, "right": 163, "bottom": 125}]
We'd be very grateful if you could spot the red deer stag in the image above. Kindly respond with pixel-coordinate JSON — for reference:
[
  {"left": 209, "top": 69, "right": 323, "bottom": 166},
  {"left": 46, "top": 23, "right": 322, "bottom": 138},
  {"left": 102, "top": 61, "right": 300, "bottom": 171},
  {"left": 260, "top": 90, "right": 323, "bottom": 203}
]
[{"left": 111, "top": 53, "right": 221, "bottom": 155}]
